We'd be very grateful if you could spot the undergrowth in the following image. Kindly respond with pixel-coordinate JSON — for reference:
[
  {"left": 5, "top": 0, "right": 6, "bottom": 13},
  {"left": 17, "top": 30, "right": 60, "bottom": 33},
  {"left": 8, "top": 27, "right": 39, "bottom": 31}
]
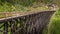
[{"left": 42, "top": 9, "right": 60, "bottom": 34}]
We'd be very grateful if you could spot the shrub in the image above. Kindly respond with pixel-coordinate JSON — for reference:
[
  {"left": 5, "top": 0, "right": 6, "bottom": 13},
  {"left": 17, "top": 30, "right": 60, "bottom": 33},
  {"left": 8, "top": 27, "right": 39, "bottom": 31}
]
[{"left": 43, "top": 10, "right": 60, "bottom": 34}]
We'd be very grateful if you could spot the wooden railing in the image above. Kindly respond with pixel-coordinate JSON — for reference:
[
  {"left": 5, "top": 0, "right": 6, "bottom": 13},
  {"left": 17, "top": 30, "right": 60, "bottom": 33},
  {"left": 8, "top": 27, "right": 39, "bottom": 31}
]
[{"left": 0, "top": 10, "right": 55, "bottom": 34}]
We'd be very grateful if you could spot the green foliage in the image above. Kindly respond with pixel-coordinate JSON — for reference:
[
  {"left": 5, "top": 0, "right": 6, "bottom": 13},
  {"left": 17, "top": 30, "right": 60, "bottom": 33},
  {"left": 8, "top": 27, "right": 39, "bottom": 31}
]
[
  {"left": 0, "top": 0, "right": 59, "bottom": 12},
  {"left": 0, "top": 0, "right": 35, "bottom": 6},
  {"left": 48, "top": 17, "right": 60, "bottom": 34},
  {"left": 42, "top": 9, "right": 60, "bottom": 34},
  {"left": 0, "top": 0, "right": 55, "bottom": 6}
]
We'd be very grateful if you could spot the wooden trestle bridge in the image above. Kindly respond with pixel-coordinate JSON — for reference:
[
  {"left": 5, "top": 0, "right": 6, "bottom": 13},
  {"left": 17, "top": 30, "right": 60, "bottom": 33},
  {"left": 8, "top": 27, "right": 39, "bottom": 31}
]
[{"left": 0, "top": 10, "right": 55, "bottom": 34}]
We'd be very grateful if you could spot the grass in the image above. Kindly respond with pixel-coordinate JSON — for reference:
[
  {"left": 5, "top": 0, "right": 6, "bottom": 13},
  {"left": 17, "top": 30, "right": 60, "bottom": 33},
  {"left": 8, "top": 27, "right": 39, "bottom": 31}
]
[
  {"left": 0, "top": 1, "right": 49, "bottom": 12},
  {"left": 48, "top": 17, "right": 60, "bottom": 34},
  {"left": 0, "top": 4, "right": 30, "bottom": 12}
]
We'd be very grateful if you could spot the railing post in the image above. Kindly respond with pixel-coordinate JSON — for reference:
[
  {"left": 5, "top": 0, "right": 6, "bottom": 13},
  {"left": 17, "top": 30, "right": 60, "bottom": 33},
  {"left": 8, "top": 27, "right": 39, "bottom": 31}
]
[
  {"left": 3, "top": 22, "right": 8, "bottom": 34},
  {"left": 10, "top": 19, "right": 17, "bottom": 34}
]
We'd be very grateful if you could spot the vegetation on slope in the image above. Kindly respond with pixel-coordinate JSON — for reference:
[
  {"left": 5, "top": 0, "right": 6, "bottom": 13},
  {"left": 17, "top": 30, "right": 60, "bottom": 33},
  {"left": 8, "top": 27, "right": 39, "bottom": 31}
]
[
  {"left": 0, "top": 0, "right": 59, "bottom": 12},
  {"left": 43, "top": 9, "right": 60, "bottom": 34}
]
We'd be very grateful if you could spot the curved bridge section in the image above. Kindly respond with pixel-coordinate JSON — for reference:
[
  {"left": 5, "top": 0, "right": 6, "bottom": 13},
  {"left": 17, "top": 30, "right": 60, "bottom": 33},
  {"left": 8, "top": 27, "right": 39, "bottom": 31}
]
[{"left": 0, "top": 10, "right": 55, "bottom": 34}]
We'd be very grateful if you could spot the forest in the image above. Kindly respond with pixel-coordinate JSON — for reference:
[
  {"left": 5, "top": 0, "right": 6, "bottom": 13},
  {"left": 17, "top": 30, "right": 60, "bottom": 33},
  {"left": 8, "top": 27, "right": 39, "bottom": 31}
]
[{"left": 0, "top": 0, "right": 60, "bottom": 34}]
